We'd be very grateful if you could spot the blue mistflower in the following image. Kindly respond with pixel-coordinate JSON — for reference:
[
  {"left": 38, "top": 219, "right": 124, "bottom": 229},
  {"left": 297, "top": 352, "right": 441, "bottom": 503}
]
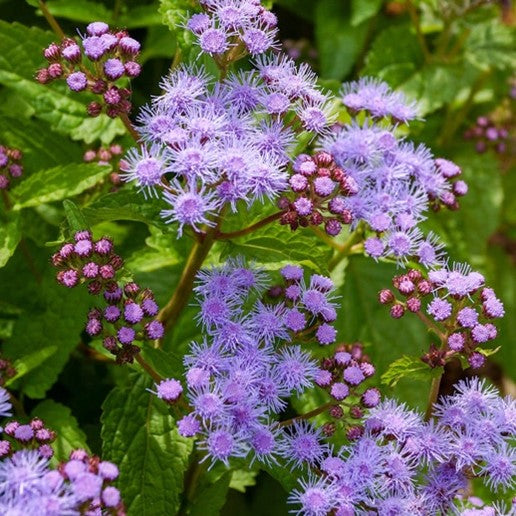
[{"left": 0, "top": 387, "right": 12, "bottom": 418}]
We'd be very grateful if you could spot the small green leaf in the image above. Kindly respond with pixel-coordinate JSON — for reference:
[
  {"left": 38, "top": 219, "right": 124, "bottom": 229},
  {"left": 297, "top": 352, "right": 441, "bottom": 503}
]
[
  {"left": 140, "top": 345, "right": 184, "bottom": 380},
  {"left": 229, "top": 469, "right": 258, "bottom": 493},
  {"left": 381, "top": 355, "right": 441, "bottom": 387},
  {"left": 63, "top": 200, "right": 89, "bottom": 233},
  {"left": 351, "top": 0, "right": 383, "bottom": 26},
  {"left": 10, "top": 163, "right": 109, "bottom": 210},
  {"left": 188, "top": 472, "right": 232, "bottom": 516},
  {"left": 0, "top": 212, "right": 21, "bottom": 268},
  {"left": 101, "top": 373, "right": 193, "bottom": 515},
  {"left": 5, "top": 346, "right": 57, "bottom": 387},
  {"left": 32, "top": 400, "right": 90, "bottom": 462}
]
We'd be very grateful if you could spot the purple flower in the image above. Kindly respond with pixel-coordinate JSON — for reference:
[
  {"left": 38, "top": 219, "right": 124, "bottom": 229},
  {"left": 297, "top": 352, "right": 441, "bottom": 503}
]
[
  {"left": 343, "top": 366, "right": 364, "bottom": 386},
  {"left": 0, "top": 387, "right": 12, "bottom": 418},
  {"left": 161, "top": 185, "right": 220, "bottom": 236},
  {"left": 199, "top": 28, "right": 229, "bottom": 55},
  {"left": 280, "top": 421, "right": 328, "bottom": 470},
  {"left": 273, "top": 345, "right": 317, "bottom": 393},
  {"left": 82, "top": 36, "right": 106, "bottom": 61},
  {"left": 284, "top": 308, "right": 307, "bottom": 332},
  {"left": 281, "top": 264, "right": 303, "bottom": 281},
  {"left": 66, "top": 71, "right": 87, "bottom": 92},
  {"left": 146, "top": 320, "right": 164, "bottom": 340},
  {"left": 288, "top": 476, "right": 339, "bottom": 516},
  {"left": 117, "top": 326, "right": 135, "bottom": 344},
  {"left": 124, "top": 302, "right": 144, "bottom": 324},
  {"left": 242, "top": 27, "right": 277, "bottom": 55},
  {"left": 330, "top": 382, "right": 349, "bottom": 401},
  {"left": 457, "top": 307, "right": 478, "bottom": 328},
  {"left": 120, "top": 145, "right": 168, "bottom": 196},
  {"left": 316, "top": 323, "right": 336, "bottom": 345},
  {"left": 177, "top": 414, "right": 201, "bottom": 437},
  {"left": 102, "top": 486, "right": 121, "bottom": 507},
  {"left": 86, "top": 21, "right": 109, "bottom": 36},
  {"left": 154, "top": 378, "right": 183, "bottom": 401},
  {"left": 97, "top": 461, "right": 119, "bottom": 481},
  {"left": 427, "top": 297, "right": 452, "bottom": 321},
  {"left": 72, "top": 472, "right": 103, "bottom": 502},
  {"left": 104, "top": 58, "right": 125, "bottom": 80}
]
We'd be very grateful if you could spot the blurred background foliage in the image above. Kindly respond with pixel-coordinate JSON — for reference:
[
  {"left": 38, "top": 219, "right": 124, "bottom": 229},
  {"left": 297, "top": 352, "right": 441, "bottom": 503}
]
[{"left": 0, "top": 0, "right": 514, "bottom": 513}]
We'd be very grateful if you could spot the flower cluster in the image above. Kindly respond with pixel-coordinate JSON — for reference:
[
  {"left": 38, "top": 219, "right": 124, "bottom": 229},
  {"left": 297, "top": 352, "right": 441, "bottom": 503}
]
[
  {"left": 1, "top": 416, "right": 56, "bottom": 460},
  {"left": 322, "top": 80, "right": 467, "bottom": 265},
  {"left": 464, "top": 115, "right": 512, "bottom": 155},
  {"left": 288, "top": 378, "right": 515, "bottom": 515},
  {"left": 83, "top": 143, "right": 124, "bottom": 187},
  {"left": 156, "top": 260, "right": 380, "bottom": 470},
  {"left": 278, "top": 151, "right": 355, "bottom": 236},
  {"left": 122, "top": 52, "right": 334, "bottom": 235},
  {"left": 314, "top": 342, "right": 380, "bottom": 438},
  {"left": 0, "top": 145, "right": 23, "bottom": 191},
  {"left": 0, "top": 448, "right": 125, "bottom": 515},
  {"left": 37, "top": 21, "right": 141, "bottom": 118},
  {"left": 0, "top": 388, "right": 124, "bottom": 514},
  {"left": 52, "top": 231, "right": 164, "bottom": 363},
  {"left": 186, "top": 0, "right": 279, "bottom": 58},
  {"left": 380, "top": 264, "right": 504, "bottom": 369}
]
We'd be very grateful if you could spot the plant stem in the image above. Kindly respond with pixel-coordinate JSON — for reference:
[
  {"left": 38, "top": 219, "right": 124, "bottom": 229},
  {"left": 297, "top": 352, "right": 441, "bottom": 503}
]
[
  {"left": 278, "top": 402, "right": 332, "bottom": 427},
  {"left": 38, "top": 1, "right": 65, "bottom": 39},
  {"left": 425, "top": 374, "right": 442, "bottom": 421},
  {"left": 215, "top": 211, "right": 284, "bottom": 240},
  {"left": 119, "top": 113, "right": 141, "bottom": 144},
  {"left": 135, "top": 353, "right": 162, "bottom": 383},
  {"left": 328, "top": 227, "right": 364, "bottom": 272},
  {"left": 407, "top": 1, "right": 431, "bottom": 63},
  {"left": 415, "top": 311, "right": 446, "bottom": 341},
  {"left": 157, "top": 226, "right": 220, "bottom": 338}
]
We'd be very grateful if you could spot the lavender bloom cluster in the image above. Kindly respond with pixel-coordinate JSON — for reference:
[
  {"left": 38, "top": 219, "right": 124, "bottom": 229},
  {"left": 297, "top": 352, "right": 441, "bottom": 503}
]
[
  {"left": 288, "top": 378, "right": 515, "bottom": 515},
  {"left": 0, "top": 145, "right": 23, "bottom": 191},
  {"left": 380, "top": 264, "right": 505, "bottom": 370},
  {"left": 37, "top": 21, "right": 141, "bottom": 118},
  {"left": 278, "top": 151, "right": 356, "bottom": 236},
  {"left": 322, "top": 80, "right": 468, "bottom": 266},
  {"left": 186, "top": 0, "right": 279, "bottom": 57},
  {"left": 52, "top": 230, "right": 164, "bottom": 363},
  {"left": 160, "top": 261, "right": 379, "bottom": 469},
  {"left": 0, "top": 388, "right": 124, "bottom": 514}
]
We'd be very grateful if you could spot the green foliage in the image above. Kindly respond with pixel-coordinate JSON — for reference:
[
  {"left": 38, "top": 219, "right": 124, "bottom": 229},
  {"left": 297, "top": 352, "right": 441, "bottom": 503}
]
[
  {"left": 381, "top": 354, "right": 442, "bottom": 387},
  {"left": 32, "top": 399, "right": 90, "bottom": 461},
  {"left": 188, "top": 472, "right": 232, "bottom": 516},
  {"left": 0, "top": 212, "right": 21, "bottom": 268},
  {"left": 10, "top": 163, "right": 110, "bottom": 209},
  {"left": 101, "top": 373, "right": 193, "bottom": 515}
]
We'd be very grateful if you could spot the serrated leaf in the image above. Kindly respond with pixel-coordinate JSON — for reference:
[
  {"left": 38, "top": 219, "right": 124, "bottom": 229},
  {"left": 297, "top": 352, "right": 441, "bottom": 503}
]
[
  {"left": 32, "top": 400, "right": 90, "bottom": 462},
  {"left": 229, "top": 469, "right": 258, "bottom": 493},
  {"left": 101, "top": 373, "right": 193, "bottom": 515},
  {"left": 70, "top": 115, "right": 126, "bottom": 146},
  {"left": 465, "top": 19, "right": 516, "bottom": 71},
  {"left": 10, "top": 163, "right": 109, "bottom": 210},
  {"left": 3, "top": 275, "right": 91, "bottom": 398},
  {"left": 188, "top": 472, "right": 231, "bottom": 516},
  {"left": 63, "top": 200, "right": 89, "bottom": 233},
  {"left": 381, "top": 355, "right": 441, "bottom": 387},
  {"left": 315, "top": 0, "right": 370, "bottom": 80},
  {"left": 351, "top": 0, "right": 383, "bottom": 26},
  {"left": 0, "top": 212, "right": 21, "bottom": 268},
  {"left": 140, "top": 345, "right": 184, "bottom": 379},
  {"left": 82, "top": 190, "right": 166, "bottom": 229}
]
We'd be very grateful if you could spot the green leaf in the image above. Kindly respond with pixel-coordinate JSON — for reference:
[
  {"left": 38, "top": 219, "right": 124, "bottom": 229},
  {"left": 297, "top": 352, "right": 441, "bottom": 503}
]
[
  {"left": 10, "top": 163, "right": 109, "bottom": 210},
  {"left": 70, "top": 115, "right": 126, "bottom": 146},
  {"left": 63, "top": 200, "right": 89, "bottom": 233},
  {"left": 32, "top": 400, "right": 90, "bottom": 462},
  {"left": 101, "top": 373, "right": 193, "bottom": 515},
  {"left": 229, "top": 469, "right": 258, "bottom": 493},
  {"left": 159, "top": 0, "right": 197, "bottom": 54},
  {"left": 140, "top": 345, "right": 184, "bottom": 380},
  {"left": 188, "top": 472, "right": 232, "bottom": 516},
  {"left": 465, "top": 19, "right": 516, "bottom": 71},
  {"left": 381, "top": 355, "right": 441, "bottom": 387},
  {"left": 0, "top": 116, "right": 83, "bottom": 173},
  {"left": 0, "top": 212, "right": 21, "bottom": 268},
  {"left": 261, "top": 461, "right": 300, "bottom": 492},
  {"left": 44, "top": 0, "right": 111, "bottom": 22},
  {"left": 82, "top": 190, "right": 167, "bottom": 229},
  {"left": 3, "top": 275, "right": 91, "bottom": 398},
  {"left": 5, "top": 346, "right": 57, "bottom": 387},
  {"left": 351, "top": 0, "right": 383, "bottom": 26},
  {"left": 315, "top": 0, "right": 370, "bottom": 80}
]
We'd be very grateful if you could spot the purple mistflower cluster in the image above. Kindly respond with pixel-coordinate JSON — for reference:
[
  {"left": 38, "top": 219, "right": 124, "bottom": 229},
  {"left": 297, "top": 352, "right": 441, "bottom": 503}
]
[
  {"left": 186, "top": 0, "right": 279, "bottom": 57},
  {"left": 1, "top": 416, "right": 56, "bottom": 460},
  {"left": 341, "top": 77, "right": 419, "bottom": 123},
  {"left": 464, "top": 115, "right": 513, "bottom": 155},
  {"left": 277, "top": 151, "right": 355, "bottom": 236},
  {"left": 173, "top": 260, "right": 351, "bottom": 467},
  {"left": 288, "top": 378, "right": 516, "bottom": 515},
  {"left": 321, "top": 80, "right": 468, "bottom": 266},
  {"left": 52, "top": 230, "right": 164, "bottom": 363},
  {"left": 0, "top": 448, "right": 125, "bottom": 515},
  {"left": 36, "top": 21, "right": 141, "bottom": 118},
  {"left": 122, "top": 53, "right": 334, "bottom": 235},
  {"left": 380, "top": 265, "right": 504, "bottom": 369},
  {"left": 83, "top": 143, "right": 124, "bottom": 187},
  {"left": 0, "top": 145, "right": 23, "bottom": 191}
]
